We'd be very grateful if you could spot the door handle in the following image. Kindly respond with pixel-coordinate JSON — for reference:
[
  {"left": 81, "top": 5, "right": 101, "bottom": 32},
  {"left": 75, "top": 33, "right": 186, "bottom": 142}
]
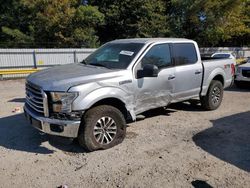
[
  {"left": 195, "top": 70, "right": 202, "bottom": 74},
  {"left": 168, "top": 75, "right": 175, "bottom": 80}
]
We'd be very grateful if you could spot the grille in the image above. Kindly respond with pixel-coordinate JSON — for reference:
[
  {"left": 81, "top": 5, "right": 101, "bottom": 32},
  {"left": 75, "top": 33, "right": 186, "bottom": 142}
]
[
  {"left": 242, "top": 69, "right": 250, "bottom": 78},
  {"left": 25, "top": 82, "right": 45, "bottom": 115}
]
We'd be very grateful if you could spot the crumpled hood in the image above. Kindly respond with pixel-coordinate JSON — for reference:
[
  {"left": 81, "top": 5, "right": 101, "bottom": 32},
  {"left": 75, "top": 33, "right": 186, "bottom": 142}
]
[{"left": 27, "top": 63, "right": 122, "bottom": 91}]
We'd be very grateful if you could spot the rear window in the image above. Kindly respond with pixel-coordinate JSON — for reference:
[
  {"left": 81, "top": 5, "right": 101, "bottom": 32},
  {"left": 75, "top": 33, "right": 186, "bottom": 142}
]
[{"left": 172, "top": 43, "right": 198, "bottom": 66}]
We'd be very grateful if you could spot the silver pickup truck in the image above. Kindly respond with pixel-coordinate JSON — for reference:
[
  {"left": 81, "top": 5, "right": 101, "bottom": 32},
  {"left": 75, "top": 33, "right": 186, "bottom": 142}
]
[{"left": 24, "top": 38, "right": 235, "bottom": 151}]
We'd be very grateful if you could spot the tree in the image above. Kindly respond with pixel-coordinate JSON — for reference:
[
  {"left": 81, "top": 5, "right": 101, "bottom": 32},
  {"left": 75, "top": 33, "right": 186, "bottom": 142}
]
[
  {"left": 0, "top": 0, "right": 35, "bottom": 47},
  {"left": 167, "top": 0, "right": 250, "bottom": 46},
  {"left": 89, "top": 0, "right": 170, "bottom": 43},
  {"left": 0, "top": 0, "right": 104, "bottom": 48},
  {"left": 0, "top": 0, "right": 249, "bottom": 47}
]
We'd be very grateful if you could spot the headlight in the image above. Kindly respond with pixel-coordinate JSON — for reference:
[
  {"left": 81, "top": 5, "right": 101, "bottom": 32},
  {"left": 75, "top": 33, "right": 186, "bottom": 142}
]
[{"left": 50, "top": 92, "right": 78, "bottom": 113}]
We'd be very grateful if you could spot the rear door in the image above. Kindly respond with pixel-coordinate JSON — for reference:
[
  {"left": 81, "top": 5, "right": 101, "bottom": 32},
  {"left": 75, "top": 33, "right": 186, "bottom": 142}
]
[{"left": 171, "top": 43, "right": 203, "bottom": 101}]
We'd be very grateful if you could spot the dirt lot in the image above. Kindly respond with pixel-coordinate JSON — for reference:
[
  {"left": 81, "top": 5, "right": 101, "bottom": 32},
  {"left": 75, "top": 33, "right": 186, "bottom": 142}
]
[{"left": 0, "top": 79, "right": 250, "bottom": 188}]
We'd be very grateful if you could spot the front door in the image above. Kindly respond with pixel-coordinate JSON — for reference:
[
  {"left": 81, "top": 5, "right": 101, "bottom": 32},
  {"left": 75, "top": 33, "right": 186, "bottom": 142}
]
[{"left": 134, "top": 43, "right": 175, "bottom": 114}]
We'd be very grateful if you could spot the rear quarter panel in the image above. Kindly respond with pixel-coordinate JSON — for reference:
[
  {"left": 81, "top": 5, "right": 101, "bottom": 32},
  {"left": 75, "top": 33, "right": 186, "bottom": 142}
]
[{"left": 201, "top": 59, "right": 235, "bottom": 96}]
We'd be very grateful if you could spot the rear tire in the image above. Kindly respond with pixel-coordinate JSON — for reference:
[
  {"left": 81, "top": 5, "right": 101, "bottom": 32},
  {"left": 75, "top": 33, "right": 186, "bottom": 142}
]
[
  {"left": 200, "top": 80, "right": 223, "bottom": 110},
  {"left": 78, "top": 105, "right": 126, "bottom": 151}
]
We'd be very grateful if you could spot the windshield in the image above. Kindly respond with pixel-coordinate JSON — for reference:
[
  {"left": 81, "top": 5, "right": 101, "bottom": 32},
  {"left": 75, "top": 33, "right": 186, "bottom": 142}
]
[{"left": 82, "top": 42, "right": 144, "bottom": 69}]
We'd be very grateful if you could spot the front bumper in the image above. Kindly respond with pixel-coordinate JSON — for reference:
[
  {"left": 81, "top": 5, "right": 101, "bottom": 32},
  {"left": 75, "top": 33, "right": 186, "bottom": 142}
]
[{"left": 24, "top": 105, "right": 81, "bottom": 138}]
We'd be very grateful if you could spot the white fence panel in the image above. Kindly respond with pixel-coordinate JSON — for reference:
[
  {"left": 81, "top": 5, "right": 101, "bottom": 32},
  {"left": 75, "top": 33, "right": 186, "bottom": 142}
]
[{"left": 0, "top": 47, "right": 249, "bottom": 79}]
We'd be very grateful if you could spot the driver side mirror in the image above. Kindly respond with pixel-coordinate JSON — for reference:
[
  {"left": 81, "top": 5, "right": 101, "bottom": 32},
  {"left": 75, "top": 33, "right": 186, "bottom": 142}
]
[{"left": 137, "top": 64, "right": 159, "bottom": 79}]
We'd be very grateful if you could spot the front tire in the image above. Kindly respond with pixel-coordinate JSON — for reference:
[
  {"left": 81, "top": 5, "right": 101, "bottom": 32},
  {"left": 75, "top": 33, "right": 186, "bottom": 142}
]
[
  {"left": 200, "top": 80, "right": 223, "bottom": 110},
  {"left": 78, "top": 105, "right": 126, "bottom": 151}
]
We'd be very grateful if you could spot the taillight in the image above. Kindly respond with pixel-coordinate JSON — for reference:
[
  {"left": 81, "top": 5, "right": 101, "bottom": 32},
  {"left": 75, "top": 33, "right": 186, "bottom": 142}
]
[{"left": 231, "top": 64, "right": 235, "bottom": 75}]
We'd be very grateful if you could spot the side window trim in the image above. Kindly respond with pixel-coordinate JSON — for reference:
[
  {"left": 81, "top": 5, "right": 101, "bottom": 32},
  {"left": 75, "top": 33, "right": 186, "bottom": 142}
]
[
  {"left": 132, "top": 42, "right": 154, "bottom": 71},
  {"left": 169, "top": 43, "right": 176, "bottom": 67}
]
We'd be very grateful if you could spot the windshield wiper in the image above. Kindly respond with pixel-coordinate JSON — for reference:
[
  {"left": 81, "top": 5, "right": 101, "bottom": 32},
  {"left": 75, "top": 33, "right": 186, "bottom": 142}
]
[{"left": 89, "top": 63, "right": 109, "bottom": 69}]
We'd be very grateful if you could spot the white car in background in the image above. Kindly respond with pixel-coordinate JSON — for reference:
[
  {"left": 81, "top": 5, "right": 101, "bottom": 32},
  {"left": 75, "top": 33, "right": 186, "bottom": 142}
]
[
  {"left": 211, "top": 52, "right": 236, "bottom": 59},
  {"left": 235, "top": 58, "right": 250, "bottom": 88}
]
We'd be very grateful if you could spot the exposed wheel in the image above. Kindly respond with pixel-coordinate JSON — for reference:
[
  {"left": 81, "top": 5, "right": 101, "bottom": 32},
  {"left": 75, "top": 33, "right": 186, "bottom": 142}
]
[
  {"left": 78, "top": 105, "right": 126, "bottom": 151},
  {"left": 200, "top": 80, "right": 223, "bottom": 110}
]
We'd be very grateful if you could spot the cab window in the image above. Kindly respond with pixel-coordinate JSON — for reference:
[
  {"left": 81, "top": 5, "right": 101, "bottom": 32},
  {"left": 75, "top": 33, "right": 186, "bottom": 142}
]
[
  {"left": 172, "top": 43, "right": 198, "bottom": 66},
  {"left": 141, "top": 43, "right": 172, "bottom": 69}
]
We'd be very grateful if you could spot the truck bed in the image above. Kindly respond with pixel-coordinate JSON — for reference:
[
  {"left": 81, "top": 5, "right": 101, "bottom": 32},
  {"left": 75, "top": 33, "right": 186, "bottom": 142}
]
[{"left": 201, "top": 58, "right": 235, "bottom": 96}]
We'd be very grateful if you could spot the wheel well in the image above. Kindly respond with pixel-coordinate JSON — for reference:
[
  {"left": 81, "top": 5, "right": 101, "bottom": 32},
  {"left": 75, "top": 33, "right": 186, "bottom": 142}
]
[
  {"left": 212, "top": 75, "right": 224, "bottom": 86},
  {"left": 91, "top": 98, "right": 131, "bottom": 122}
]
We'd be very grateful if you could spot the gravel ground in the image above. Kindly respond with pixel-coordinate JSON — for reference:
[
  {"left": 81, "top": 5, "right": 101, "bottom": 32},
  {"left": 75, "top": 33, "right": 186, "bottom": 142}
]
[{"left": 0, "top": 79, "right": 250, "bottom": 188}]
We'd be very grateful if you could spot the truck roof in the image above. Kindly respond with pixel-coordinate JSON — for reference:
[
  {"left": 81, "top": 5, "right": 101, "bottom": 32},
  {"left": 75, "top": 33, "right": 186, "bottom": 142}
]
[{"left": 111, "top": 38, "right": 194, "bottom": 44}]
